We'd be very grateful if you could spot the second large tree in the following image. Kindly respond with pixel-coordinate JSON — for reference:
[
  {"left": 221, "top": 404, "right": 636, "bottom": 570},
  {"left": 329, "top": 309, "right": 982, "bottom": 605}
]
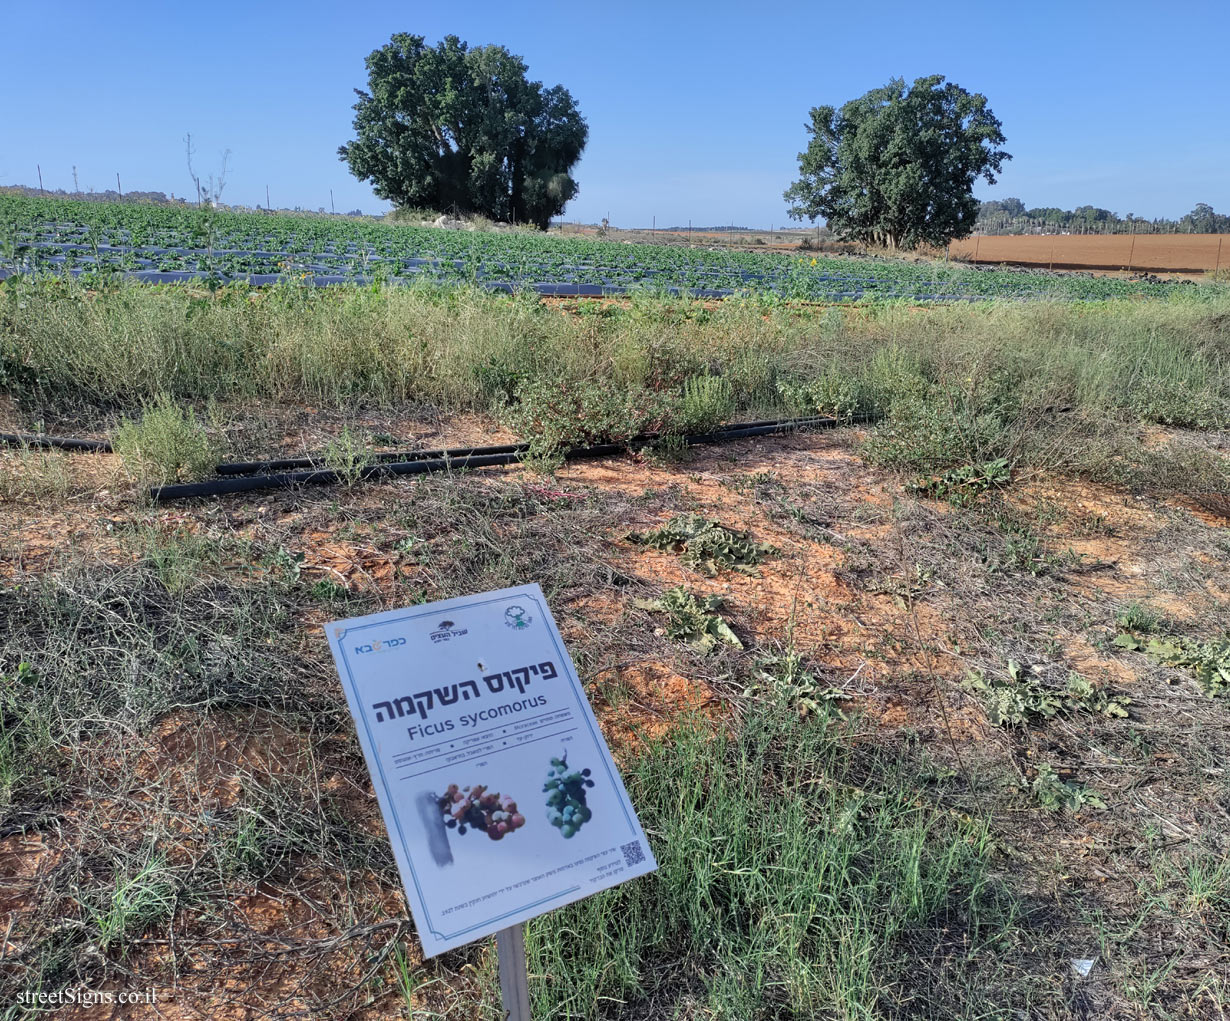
[
  {"left": 784, "top": 75, "right": 1010, "bottom": 249},
  {"left": 339, "top": 34, "right": 587, "bottom": 229}
]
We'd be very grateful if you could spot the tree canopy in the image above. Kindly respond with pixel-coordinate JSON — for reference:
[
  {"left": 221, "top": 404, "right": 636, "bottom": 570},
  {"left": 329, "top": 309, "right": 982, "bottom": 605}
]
[
  {"left": 338, "top": 34, "right": 588, "bottom": 229},
  {"left": 784, "top": 75, "right": 1010, "bottom": 249}
]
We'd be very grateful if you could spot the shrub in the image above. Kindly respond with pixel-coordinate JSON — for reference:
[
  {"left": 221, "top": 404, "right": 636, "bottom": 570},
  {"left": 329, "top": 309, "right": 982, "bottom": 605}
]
[
  {"left": 678, "top": 374, "right": 734, "bottom": 434},
  {"left": 862, "top": 372, "right": 1024, "bottom": 473},
  {"left": 505, "top": 377, "right": 679, "bottom": 461},
  {"left": 777, "top": 372, "right": 872, "bottom": 421},
  {"left": 112, "top": 395, "right": 217, "bottom": 485}
]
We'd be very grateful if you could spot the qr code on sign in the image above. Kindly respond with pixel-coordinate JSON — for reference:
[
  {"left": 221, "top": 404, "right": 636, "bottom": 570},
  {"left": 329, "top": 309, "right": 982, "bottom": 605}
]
[{"left": 621, "top": 840, "right": 645, "bottom": 867}]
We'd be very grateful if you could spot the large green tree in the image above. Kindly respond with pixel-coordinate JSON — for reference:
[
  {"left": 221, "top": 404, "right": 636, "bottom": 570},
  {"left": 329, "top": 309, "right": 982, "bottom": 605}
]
[
  {"left": 784, "top": 75, "right": 1010, "bottom": 249},
  {"left": 339, "top": 34, "right": 588, "bottom": 229}
]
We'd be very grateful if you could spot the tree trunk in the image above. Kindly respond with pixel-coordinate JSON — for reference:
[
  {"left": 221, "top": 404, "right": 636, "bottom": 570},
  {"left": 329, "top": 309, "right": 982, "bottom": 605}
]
[{"left": 509, "top": 137, "right": 526, "bottom": 225}]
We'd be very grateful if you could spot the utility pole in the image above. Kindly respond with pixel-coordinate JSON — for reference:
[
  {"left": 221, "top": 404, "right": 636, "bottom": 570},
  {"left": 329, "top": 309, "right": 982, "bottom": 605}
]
[
  {"left": 330, "top": 189, "right": 335, "bottom": 214},
  {"left": 117, "top": 173, "right": 122, "bottom": 199},
  {"left": 37, "top": 164, "right": 44, "bottom": 195},
  {"left": 266, "top": 184, "right": 271, "bottom": 211}
]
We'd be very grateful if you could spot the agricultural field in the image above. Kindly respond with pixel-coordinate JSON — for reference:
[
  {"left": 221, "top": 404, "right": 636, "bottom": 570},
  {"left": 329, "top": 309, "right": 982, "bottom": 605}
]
[
  {"left": 950, "top": 233, "right": 1229, "bottom": 276},
  {"left": 2, "top": 212, "right": 1230, "bottom": 1019},
  {"left": 1, "top": 194, "right": 1218, "bottom": 302}
]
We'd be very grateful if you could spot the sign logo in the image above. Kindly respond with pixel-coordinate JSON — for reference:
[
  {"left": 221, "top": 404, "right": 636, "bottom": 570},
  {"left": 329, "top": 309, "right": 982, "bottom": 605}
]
[
  {"left": 430, "top": 619, "right": 469, "bottom": 644},
  {"left": 354, "top": 636, "right": 407, "bottom": 655},
  {"left": 504, "top": 605, "right": 532, "bottom": 630}
]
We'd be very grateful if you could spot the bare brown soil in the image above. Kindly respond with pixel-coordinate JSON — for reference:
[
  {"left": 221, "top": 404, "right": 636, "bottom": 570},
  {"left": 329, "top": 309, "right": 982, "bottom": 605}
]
[{"left": 949, "top": 233, "right": 1228, "bottom": 274}]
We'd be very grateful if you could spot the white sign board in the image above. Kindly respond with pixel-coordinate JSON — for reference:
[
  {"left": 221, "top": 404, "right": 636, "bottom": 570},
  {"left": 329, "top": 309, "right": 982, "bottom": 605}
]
[{"left": 325, "top": 583, "right": 657, "bottom": 958}]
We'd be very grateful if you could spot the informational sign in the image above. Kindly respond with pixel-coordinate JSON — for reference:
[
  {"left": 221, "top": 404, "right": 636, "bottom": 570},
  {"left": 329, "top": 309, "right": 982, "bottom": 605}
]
[{"left": 325, "top": 583, "right": 657, "bottom": 958}]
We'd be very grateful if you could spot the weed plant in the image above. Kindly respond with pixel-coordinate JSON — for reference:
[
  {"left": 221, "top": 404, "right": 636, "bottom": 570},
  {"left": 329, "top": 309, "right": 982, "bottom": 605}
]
[{"left": 631, "top": 514, "right": 774, "bottom": 575}]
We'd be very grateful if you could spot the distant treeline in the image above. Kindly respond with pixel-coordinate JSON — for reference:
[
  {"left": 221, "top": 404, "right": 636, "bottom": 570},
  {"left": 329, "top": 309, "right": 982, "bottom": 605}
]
[
  {"left": 654, "top": 225, "right": 811, "bottom": 233},
  {"left": 0, "top": 184, "right": 366, "bottom": 218},
  {"left": 0, "top": 184, "right": 188, "bottom": 206},
  {"left": 975, "top": 198, "right": 1229, "bottom": 235}
]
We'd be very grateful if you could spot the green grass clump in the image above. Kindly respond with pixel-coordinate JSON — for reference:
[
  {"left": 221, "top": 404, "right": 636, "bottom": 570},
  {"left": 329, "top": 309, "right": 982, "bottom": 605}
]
[
  {"left": 87, "top": 848, "right": 179, "bottom": 955},
  {"left": 1115, "top": 602, "right": 1166, "bottom": 634},
  {"left": 112, "top": 395, "right": 217, "bottom": 485},
  {"left": 528, "top": 706, "right": 1019, "bottom": 1019},
  {"left": 0, "top": 442, "right": 76, "bottom": 503}
]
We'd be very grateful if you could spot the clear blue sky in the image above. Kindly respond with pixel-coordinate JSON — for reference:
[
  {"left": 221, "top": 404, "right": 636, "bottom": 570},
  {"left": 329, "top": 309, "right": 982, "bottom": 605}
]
[{"left": 2, "top": 0, "right": 1227, "bottom": 227}]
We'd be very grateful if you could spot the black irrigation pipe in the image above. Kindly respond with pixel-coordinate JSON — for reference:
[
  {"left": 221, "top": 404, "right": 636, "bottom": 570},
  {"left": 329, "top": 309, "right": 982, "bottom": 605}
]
[
  {"left": 150, "top": 415, "right": 864, "bottom": 502},
  {"left": 215, "top": 440, "right": 525, "bottom": 475},
  {"left": 0, "top": 431, "right": 112, "bottom": 452},
  {"left": 212, "top": 414, "right": 846, "bottom": 476}
]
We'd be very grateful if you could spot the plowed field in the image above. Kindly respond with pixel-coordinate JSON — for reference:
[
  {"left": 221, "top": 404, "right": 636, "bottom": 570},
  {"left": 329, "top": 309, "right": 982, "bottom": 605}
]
[{"left": 950, "top": 232, "right": 1226, "bottom": 273}]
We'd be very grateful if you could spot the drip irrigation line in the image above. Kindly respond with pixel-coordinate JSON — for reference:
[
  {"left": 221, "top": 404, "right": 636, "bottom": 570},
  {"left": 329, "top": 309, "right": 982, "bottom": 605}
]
[
  {"left": 213, "top": 416, "right": 835, "bottom": 476},
  {"left": 215, "top": 441, "right": 525, "bottom": 475},
  {"left": 153, "top": 452, "right": 527, "bottom": 501},
  {"left": 1, "top": 432, "right": 112, "bottom": 452},
  {"left": 150, "top": 415, "right": 862, "bottom": 502}
]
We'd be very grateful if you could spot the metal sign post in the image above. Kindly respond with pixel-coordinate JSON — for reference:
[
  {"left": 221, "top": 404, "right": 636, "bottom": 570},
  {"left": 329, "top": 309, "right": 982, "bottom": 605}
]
[{"left": 496, "top": 924, "right": 532, "bottom": 1020}]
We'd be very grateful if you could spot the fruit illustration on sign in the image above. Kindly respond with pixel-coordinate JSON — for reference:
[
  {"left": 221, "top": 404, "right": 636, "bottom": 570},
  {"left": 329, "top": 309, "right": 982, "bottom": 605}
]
[
  {"left": 543, "top": 754, "right": 594, "bottom": 838},
  {"left": 436, "top": 784, "right": 526, "bottom": 841}
]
